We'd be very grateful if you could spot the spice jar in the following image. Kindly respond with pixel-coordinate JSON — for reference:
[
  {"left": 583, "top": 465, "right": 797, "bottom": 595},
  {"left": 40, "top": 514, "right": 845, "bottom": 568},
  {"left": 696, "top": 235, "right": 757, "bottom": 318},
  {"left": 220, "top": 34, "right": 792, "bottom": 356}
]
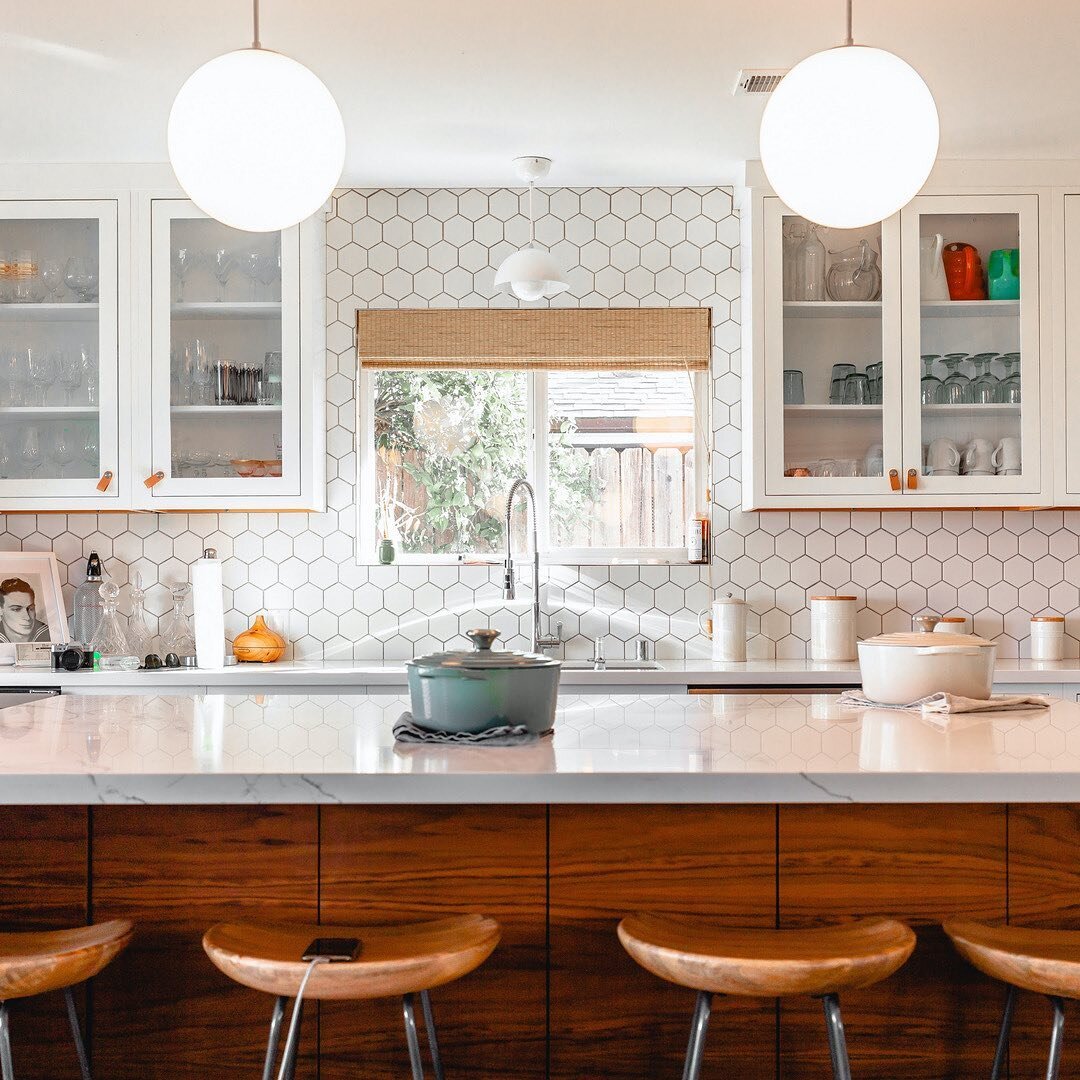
[
  {"left": 810, "top": 595, "right": 858, "bottom": 661},
  {"left": 1030, "top": 615, "right": 1065, "bottom": 661}
]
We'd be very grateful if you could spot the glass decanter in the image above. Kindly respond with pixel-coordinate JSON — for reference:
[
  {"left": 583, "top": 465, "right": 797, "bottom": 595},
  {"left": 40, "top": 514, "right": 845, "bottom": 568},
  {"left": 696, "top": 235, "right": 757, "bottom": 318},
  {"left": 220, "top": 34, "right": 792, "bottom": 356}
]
[
  {"left": 127, "top": 571, "right": 157, "bottom": 663},
  {"left": 91, "top": 582, "right": 140, "bottom": 670},
  {"left": 160, "top": 582, "right": 196, "bottom": 658}
]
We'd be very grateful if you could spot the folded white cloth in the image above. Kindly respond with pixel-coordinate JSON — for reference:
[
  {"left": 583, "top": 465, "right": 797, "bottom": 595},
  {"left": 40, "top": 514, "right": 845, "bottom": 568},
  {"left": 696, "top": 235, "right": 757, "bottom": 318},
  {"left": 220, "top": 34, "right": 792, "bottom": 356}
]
[
  {"left": 838, "top": 690, "right": 1051, "bottom": 715},
  {"left": 393, "top": 712, "right": 550, "bottom": 746}
]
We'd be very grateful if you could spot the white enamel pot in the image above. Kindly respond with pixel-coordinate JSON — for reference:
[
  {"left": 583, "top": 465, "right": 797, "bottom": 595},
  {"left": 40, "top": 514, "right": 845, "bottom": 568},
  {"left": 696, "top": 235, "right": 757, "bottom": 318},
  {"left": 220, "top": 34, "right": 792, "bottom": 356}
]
[{"left": 857, "top": 636, "right": 996, "bottom": 704}]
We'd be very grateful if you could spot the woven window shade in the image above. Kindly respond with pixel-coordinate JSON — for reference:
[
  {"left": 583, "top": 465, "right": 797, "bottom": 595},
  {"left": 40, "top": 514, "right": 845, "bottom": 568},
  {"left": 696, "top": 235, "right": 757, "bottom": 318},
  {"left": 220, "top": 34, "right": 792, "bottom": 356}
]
[{"left": 356, "top": 307, "right": 712, "bottom": 371}]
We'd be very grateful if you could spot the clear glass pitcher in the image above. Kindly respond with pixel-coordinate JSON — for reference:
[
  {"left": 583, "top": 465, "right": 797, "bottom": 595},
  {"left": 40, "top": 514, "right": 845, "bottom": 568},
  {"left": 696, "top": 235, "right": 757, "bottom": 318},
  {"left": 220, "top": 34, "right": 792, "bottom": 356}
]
[{"left": 825, "top": 239, "right": 881, "bottom": 302}]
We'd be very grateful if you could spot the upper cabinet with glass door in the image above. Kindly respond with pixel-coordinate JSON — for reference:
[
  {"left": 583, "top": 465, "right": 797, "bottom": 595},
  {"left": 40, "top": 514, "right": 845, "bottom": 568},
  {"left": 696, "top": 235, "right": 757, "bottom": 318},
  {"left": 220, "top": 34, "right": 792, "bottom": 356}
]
[
  {"left": 135, "top": 198, "right": 324, "bottom": 510},
  {"left": 744, "top": 195, "right": 902, "bottom": 507},
  {"left": 900, "top": 194, "right": 1044, "bottom": 502},
  {"left": 0, "top": 200, "right": 123, "bottom": 509}
]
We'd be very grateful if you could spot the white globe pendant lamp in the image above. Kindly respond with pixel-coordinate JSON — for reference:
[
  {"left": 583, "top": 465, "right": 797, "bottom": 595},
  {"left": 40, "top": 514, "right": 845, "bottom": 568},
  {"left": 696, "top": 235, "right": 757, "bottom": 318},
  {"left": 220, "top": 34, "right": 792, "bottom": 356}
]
[
  {"left": 494, "top": 157, "right": 570, "bottom": 302},
  {"left": 168, "top": 0, "right": 345, "bottom": 233},
  {"left": 759, "top": 0, "right": 938, "bottom": 229}
]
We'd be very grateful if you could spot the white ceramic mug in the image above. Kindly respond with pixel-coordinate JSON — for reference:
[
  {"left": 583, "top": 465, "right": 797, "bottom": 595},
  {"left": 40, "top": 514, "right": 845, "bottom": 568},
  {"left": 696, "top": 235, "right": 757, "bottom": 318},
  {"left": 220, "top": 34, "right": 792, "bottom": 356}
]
[
  {"left": 963, "top": 437, "right": 994, "bottom": 475},
  {"left": 992, "top": 436, "right": 1021, "bottom": 473},
  {"left": 927, "top": 437, "right": 960, "bottom": 473}
]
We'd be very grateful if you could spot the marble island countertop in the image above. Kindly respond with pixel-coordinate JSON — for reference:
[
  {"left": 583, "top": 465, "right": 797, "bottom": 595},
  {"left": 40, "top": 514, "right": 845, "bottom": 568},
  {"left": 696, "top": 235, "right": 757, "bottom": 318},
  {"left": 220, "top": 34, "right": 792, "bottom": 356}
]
[{"left": 0, "top": 689, "right": 1077, "bottom": 805}]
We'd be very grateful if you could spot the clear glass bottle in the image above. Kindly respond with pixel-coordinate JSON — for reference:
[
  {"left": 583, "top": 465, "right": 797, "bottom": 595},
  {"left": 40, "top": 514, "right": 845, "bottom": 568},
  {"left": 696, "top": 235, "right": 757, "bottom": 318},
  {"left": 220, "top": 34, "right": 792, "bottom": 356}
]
[
  {"left": 91, "top": 581, "right": 139, "bottom": 669},
  {"left": 71, "top": 551, "right": 104, "bottom": 645},
  {"left": 794, "top": 224, "right": 827, "bottom": 301},
  {"left": 127, "top": 571, "right": 156, "bottom": 662},
  {"left": 160, "top": 582, "right": 197, "bottom": 658}
]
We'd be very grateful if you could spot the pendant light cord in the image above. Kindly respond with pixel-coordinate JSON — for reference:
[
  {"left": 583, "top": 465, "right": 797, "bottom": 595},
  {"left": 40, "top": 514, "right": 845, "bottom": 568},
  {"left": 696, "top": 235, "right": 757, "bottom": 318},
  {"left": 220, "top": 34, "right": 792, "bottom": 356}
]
[
  {"left": 252, "top": 0, "right": 262, "bottom": 48},
  {"left": 528, "top": 182, "right": 536, "bottom": 245},
  {"left": 844, "top": 0, "right": 853, "bottom": 46}
]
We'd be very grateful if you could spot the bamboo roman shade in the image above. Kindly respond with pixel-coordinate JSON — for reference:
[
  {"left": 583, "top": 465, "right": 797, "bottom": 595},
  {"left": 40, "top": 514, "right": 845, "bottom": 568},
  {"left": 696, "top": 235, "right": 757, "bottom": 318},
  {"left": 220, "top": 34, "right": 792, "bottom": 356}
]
[{"left": 356, "top": 307, "right": 712, "bottom": 371}]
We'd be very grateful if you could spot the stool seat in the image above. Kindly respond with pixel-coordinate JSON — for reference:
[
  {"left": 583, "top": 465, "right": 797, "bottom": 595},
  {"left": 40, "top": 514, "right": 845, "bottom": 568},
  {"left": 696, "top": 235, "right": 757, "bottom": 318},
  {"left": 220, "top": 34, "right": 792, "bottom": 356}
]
[
  {"left": 203, "top": 914, "right": 501, "bottom": 1001},
  {"left": 618, "top": 914, "right": 915, "bottom": 998},
  {"left": 0, "top": 919, "right": 133, "bottom": 1001},
  {"left": 944, "top": 919, "right": 1080, "bottom": 999}
]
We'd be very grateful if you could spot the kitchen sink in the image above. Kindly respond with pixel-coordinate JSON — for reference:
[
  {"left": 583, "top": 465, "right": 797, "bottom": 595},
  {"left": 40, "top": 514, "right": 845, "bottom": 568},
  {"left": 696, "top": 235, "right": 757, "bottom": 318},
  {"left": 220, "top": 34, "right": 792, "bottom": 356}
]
[{"left": 560, "top": 660, "right": 661, "bottom": 670}]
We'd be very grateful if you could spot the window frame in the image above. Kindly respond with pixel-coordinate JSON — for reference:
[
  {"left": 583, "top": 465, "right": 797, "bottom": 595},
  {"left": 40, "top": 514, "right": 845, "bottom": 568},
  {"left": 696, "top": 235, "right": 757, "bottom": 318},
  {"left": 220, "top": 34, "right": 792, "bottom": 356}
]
[{"left": 356, "top": 365, "right": 711, "bottom": 566}]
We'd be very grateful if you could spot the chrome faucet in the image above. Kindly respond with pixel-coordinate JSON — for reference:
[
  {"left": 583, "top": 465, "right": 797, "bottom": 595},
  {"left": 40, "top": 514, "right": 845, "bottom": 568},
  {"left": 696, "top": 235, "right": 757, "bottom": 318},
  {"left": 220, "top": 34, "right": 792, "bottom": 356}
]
[{"left": 503, "top": 479, "right": 562, "bottom": 654}]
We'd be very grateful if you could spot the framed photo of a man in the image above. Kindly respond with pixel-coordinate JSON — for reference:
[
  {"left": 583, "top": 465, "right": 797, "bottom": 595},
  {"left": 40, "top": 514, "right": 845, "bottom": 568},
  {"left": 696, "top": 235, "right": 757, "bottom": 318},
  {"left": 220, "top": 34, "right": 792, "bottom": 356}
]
[{"left": 0, "top": 553, "right": 67, "bottom": 664}]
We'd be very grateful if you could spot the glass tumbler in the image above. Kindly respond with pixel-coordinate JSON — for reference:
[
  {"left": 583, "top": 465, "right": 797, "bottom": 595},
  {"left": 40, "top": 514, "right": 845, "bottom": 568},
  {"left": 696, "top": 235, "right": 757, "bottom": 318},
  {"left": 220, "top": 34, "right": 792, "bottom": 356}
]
[
  {"left": 842, "top": 372, "right": 870, "bottom": 405},
  {"left": 782, "top": 369, "right": 804, "bottom": 405},
  {"left": 829, "top": 363, "right": 856, "bottom": 405}
]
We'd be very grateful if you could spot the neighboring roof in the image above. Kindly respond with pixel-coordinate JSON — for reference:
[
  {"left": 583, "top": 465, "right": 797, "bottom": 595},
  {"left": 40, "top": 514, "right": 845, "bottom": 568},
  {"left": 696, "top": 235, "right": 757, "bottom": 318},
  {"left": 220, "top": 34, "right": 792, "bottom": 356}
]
[{"left": 549, "top": 371, "right": 695, "bottom": 420}]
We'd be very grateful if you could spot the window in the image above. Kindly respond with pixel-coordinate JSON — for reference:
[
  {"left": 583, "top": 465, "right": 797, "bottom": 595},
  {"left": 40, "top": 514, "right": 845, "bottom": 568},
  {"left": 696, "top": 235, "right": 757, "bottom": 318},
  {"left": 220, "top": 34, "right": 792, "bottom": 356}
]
[{"left": 356, "top": 307, "right": 711, "bottom": 564}]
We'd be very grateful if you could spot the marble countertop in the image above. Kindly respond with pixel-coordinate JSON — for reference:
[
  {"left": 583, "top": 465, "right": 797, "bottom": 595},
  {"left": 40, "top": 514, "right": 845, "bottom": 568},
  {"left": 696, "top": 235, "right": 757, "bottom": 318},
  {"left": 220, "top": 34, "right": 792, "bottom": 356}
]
[
  {"left": 0, "top": 689, "right": 1076, "bottom": 805},
  {"left": 4, "top": 657, "right": 1079, "bottom": 689}
]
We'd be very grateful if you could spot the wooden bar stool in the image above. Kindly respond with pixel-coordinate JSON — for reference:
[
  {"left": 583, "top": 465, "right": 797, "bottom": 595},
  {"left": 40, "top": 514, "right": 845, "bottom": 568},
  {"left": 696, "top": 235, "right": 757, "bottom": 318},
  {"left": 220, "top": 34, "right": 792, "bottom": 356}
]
[
  {"left": 618, "top": 914, "right": 915, "bottom": 1080},
  {"left": 0, "top": 919, "right": 133, "bottom": 1080},
  {"left": 204, "top": 913, "right": 501, "bottom": 1080},
  {"left": 945, "top": 918, "right": 1080, "bottom": 1080}
]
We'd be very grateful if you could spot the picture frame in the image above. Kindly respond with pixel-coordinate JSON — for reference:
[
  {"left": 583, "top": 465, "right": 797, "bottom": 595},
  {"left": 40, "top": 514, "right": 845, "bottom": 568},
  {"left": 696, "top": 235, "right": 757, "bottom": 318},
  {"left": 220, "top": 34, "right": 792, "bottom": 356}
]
[{"left": 0, "top": 552, "right": 68, "bottom": 665}]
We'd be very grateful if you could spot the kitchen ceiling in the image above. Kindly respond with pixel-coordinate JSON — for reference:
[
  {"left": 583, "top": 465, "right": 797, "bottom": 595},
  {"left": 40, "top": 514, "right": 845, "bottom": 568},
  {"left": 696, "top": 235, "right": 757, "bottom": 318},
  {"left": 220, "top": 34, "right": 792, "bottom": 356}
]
[{"left": 1, "top": 0, "right": 1075, "bottom": 186}]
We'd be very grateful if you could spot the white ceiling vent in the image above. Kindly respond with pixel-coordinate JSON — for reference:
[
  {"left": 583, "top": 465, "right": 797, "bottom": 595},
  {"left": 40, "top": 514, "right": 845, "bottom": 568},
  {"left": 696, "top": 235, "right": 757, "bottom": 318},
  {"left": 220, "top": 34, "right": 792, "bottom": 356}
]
[{"left": 733, "top": 69, "right": 788, "bottom": 96}]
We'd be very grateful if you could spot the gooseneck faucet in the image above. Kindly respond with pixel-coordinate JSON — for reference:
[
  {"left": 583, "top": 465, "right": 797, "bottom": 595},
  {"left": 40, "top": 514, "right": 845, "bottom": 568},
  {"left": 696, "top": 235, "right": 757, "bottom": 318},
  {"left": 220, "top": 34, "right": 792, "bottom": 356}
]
[{"left": 503, "top": 479, "right": 562, "bottom": 654}]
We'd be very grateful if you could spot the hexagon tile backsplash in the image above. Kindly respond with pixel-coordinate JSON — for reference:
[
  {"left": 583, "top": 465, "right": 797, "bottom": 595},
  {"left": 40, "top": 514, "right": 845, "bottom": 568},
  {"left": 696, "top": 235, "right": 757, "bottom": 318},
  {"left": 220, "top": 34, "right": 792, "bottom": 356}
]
[{"left": 2, "top": 187, "right": 1079, "bottom": 660}]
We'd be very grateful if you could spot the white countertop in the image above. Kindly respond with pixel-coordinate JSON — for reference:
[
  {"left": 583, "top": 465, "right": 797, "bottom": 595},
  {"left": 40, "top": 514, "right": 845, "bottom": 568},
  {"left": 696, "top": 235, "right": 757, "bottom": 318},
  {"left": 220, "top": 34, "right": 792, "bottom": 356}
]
[
  {"left": 5, "top": 657, "right": 1080, "bottom": 690},
  {"left": 0, "top": 689, "right": 1076, "bottom": 805}
]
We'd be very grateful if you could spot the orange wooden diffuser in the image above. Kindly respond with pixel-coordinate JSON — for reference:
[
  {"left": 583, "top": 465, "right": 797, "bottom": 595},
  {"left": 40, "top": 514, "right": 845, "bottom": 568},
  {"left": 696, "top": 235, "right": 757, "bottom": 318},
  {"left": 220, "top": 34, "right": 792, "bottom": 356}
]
[{"left": 232, "top": 615, "right": 286, "bottom": 663}]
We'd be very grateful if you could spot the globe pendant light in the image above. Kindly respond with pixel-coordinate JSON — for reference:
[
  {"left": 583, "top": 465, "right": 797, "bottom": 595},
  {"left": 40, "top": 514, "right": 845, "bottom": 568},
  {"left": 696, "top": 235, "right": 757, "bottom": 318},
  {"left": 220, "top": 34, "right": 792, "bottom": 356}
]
[
  {"left": 494, "top": 157, "right": 570, "bottom": 302},
  {"left": 759, "top": 0, "right": 938, "bottom": 229},
  {"left": 168, "top": 0, "right": 345, "bottom": 233}
]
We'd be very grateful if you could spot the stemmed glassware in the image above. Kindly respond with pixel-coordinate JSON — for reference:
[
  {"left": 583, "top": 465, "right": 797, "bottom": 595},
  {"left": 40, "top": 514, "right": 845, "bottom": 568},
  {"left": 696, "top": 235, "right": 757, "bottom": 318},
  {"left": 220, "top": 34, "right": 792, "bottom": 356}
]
[
  {"left": 81, "top": 425, "right": 99, "bottom": 473},
  {"left": 171, "top": 245, "right": 201, "bottom": 303},
  {"left": 58, "top": 350, "right": 84, "bottom": 405},
  {"left": 940, "top": 353, "right": 972, "bottom": 405},
  {"left": 63, "top": 257, "right": 97, "bottom": 302},
  {"left": 40, "top": 259, "right": 65, "bottom": 301},
  {"left": 49, "top": 426, "right": 75, "bottom": 478},
  {"left": 239, "top": 250, "right": 272, "bottom": 300},
  {"left": 920, "top": 355, "right": 944, "bottom": 405},
  {"left": 211, "top": 249, "right": 237, "bottom": 302},
  {"left": 27, "top": 349, "right": 57, "bottom": 406},
  {"left": 1000, "top": 353, "right": 1022, "bottom": 403},
  {"left": 970, "top": 354, "right": 1000, "bottom": 404},
  {"left": 3, "top": 349, "right": 28, "bottom": 407},
  {"left": 19, "top": 427, "right": 42, "bottom": 476},
  {"left": 0, "top": 434, "right": 12, "bottom": 479}
]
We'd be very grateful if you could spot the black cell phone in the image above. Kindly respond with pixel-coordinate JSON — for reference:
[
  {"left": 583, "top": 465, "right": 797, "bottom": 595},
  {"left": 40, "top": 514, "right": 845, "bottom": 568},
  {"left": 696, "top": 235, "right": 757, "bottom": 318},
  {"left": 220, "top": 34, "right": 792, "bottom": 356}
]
[{"left": 301, "top": 937, "right": 361, "bottom": 962}]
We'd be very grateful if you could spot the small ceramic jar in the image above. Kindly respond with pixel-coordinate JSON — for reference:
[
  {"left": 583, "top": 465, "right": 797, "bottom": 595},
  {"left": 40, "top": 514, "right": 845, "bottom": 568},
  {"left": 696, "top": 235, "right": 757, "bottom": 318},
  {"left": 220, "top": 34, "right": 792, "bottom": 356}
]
[
  {"left": 810, "top": 595, "right": 858, "bottom": 661},
  {"left": 933, "top": 614, "right": 972, "bottom": 635},
  {"left": 699, "top": 595, "right": 747, "bottom": 662},
  {"left": 1030, "top": 615, "right": 1065, "bottom": 661}
]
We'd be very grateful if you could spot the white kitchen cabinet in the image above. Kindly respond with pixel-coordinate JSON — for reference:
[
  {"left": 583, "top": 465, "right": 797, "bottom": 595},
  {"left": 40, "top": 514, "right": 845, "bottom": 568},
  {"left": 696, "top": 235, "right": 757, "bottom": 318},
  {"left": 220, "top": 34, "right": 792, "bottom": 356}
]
[
  {"left": 132, "top": 198, "right": 325, "bottom": 511},
  {"left": 743, "top": 184, "right": 1051, "bottom": 509},
  {"left": 1057, "top": 192, "right": 1080, "bottom": 502},
  {"left": 0, "top": 197, "right": 128, "bottom": 509}
]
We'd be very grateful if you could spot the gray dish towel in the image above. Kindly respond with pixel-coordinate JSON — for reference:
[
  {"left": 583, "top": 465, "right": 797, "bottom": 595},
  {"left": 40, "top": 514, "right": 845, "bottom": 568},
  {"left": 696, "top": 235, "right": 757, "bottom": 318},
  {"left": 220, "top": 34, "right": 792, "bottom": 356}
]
[
  {"left": 838, "top": 690, "right": 1050, "bottom": 715},
  {"left": 393, "top": 712, "right": 551, "bottom": 746}
]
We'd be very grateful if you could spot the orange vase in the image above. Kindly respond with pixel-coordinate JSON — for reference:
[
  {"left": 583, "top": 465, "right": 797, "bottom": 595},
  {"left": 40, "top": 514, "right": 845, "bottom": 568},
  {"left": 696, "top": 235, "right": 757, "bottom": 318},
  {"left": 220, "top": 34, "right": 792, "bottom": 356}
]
[{"left": 232, "top": 615, "right": 286, "bottom": 663}]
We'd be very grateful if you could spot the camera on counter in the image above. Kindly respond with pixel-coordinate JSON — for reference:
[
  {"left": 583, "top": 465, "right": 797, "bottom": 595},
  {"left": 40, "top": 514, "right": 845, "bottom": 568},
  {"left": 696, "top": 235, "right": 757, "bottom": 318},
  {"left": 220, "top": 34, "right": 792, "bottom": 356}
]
[{"left": 50, "top": 643, "right": 97, "bottom": 672}]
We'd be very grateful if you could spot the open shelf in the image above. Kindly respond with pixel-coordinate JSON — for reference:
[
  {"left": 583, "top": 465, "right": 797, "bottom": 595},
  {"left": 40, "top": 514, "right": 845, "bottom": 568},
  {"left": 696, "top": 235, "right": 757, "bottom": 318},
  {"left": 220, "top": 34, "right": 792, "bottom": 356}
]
[
  {"left": 171, "top": 302, "right": 281, "bottom": 320},
  {"left": 922, "top": 403, "right": 1021, "bottom": 418},
  {"left": 0, "top": 302, "right": 98, "bottom": 322},
  {"left": 170, "top": 405, "right": 282, "bottom": 418},
  {"left": 783, "top": 301, "right": 881, "bottom": 319},
  {"left": 921, "top": 300, "right": 1020, "bottom": 318},
  {"left": 784, "top": 404, "right": 882, "bottom": 418},
  {"left": 0, "top": 406, "right": 98, "bottom": 420}
]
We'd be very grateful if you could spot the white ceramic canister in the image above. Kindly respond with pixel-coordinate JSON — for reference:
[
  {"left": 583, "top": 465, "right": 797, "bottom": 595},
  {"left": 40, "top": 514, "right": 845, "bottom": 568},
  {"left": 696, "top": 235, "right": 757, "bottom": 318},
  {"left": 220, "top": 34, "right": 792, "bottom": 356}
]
[
  {"left": 1030, "top": 615, "right": 1065, "bottom": 661},
  {"left": 933, "top": 614, "right": 972, "bottom": 635},
  {"left": 698, "top": 594, "right": 747, "bottom": 662},
  {"left": 810, "top": 595, "right": 858, "bottom": 661}
]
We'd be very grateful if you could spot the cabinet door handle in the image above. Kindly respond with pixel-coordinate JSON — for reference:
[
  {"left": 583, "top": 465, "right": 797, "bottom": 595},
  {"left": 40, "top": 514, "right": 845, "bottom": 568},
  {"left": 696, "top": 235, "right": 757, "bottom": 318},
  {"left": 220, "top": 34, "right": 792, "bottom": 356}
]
[
  {"left": 95, "top": 471, "right": 114, "bottom": 492},
  {"left": 144, "top": 471, "right": 165, "bottom": 489},
  {"left": 907, "top": 468, "right": 919, "bottom": 490},
  {"left": 889, "top": 468, "right": 901, "bottom": 491}
]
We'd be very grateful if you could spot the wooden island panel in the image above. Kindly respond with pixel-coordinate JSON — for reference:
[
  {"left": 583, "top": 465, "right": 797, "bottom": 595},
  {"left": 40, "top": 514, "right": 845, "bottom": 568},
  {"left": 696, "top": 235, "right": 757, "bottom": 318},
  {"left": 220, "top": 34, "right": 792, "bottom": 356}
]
[
  {"left": 0, "top": 808, "right": 88, "bottom": 1080},
  {"left": 548, "top": 804, "right": 777, "bottom": 1080},
  {"left": 778, "top": 804, "right": 1007, "bottom": 1080},
  {"left": 319, "top": 805, "right": 547, "bottom": 1080},
  {"left": 90, "top": 806, "right": 318, "bottom": 1079}
]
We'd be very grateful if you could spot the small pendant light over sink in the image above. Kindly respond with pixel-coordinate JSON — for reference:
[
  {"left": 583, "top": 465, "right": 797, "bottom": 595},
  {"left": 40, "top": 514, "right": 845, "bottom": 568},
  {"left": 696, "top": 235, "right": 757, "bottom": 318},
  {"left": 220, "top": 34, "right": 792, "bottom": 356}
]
[
  {"left": 168, "top": 0, "right": 345, "bottom": 233},
  {"left": 494, "top": 157, "right": 570, "bottom": 302},
  {"left": 759, "top": 0, "right": 938, "bottom": 229}
]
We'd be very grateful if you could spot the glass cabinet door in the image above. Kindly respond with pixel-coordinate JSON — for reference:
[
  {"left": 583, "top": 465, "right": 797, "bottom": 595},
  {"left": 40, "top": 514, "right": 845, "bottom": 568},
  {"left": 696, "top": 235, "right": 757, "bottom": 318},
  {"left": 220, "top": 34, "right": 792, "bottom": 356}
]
[
  {"left": 900, "top": 194, "right": 1041, "bottom": 497},
  {"left": 148, "top": 199, "right": 301, "bottom": 500},
  {"left": 0, "top": 200, "right": 119, "bottom": 500},
  {"left": 762, "top": 198, "right": 902, "bottom": 500}
]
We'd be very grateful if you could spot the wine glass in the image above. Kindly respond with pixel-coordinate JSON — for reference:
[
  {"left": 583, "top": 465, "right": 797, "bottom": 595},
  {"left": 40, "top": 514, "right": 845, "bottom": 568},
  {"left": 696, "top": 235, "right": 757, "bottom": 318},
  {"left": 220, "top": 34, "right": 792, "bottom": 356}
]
[
  {"left": 2, "top": 349, "right": 28, "bottom": 407},
  {"left": 78, "top": 346, "right": 99, "bottom": 407},
  {"left": 40, "top": 259, "right": 65, "bottom": 301},
  {"left": 970, "top": 353, "right": 1000, "bottom": 405},
  {"left": 1000, "top": 353, "right": 1022, "bottom": 404},
  {"left": 27, "top": 349, "right": 57, "bottom": 407},
  {"left": 211, "top": 249, "right": 237, "bottom": 302},
  {"left": 0, "top": 433, "right": 13, "bottom": 478},
  {"left": 191, "top": 340, "right": 215, "bottom": 405},
  {"left": 940, "top": 353, "right": 972, "bottom": 405},
  {"left": 20, "top": 427, "right": 42, "bottom": 476},
  {"left": 49, "top": 426, "right": 75, "bottom": 479},
  {"left": 920, "top": 355, "right": 944, "bottom": 405},
  {"left": 55, "top": 350, "right": 83, "bottom": 406},
  {"left": 63, "top": 257, "right": 93, "bottom": 302},
  {"left": 238, "top": 251, "right": 272, "bottom": 300},
  {"left": 171, "top": 245, "right": 201, "bottom": 303},
  {"left": 81, "top": 425, "right": 99, "bottom": 474},
  {"left": 183, "top": 447, "right": 213, "bottom": 478}
]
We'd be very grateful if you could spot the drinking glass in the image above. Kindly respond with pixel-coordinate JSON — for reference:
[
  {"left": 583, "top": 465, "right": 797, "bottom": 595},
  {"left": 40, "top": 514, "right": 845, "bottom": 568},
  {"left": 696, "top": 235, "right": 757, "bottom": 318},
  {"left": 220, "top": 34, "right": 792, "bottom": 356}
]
[
  {"left": 1000, "top": 353, "right": 1022, "bottom": 404},
  {"left": 940, "top": 354, "right": 972, "bottom": 405},
  {"left": 183, "top": 447, "right": 213, "bottom": 478},
  {"left": 49, "top": 426, "right": 75, "bottom": 479},
  {"left": 0, "top": 251, "right": 11, "bottom": 303},
  {"left": 191, "top": 341, "right": 215, "bottom": 405},
  {"left": 866, "top": 361, "right": 883, "bottom": 405},
  {"left": 920, "top": 355, "right": 945, "bottom": 405},
  {"left": 40, "top": 259, "right": 65, "bottom": 301},
  {"left": 81, "top": 425, "right": 99, "bottom": 473},
  {"left": 970, "top": 353, "right": 1000, "bottom": 404},
  {"left": 813, "top": 458, "right": 840, "bottom": 478},
  {"left": 211, "top": 249, "right": 237, "bottom": 302},
  {"left": 54, "top": 350, "right": 82, "bottom": 406},
  {"left": 0, "top": 433, "right": 13, "bottom": 478},
  {"left": 27, "top": 349, "right": 57, "bottom": 407},
  {"left": 829, "top": 363, "right": 856, "bottom": 405},
  {"left": 842, "top": 372, "right": 870, "bottom": 405},
  {"left": 79, "top": 346, "right": 99, "bottom": 406},
  {"left": 171, "top": 246, "right": 201, "bottom": 303},
  {"left": 20, "top": 427, "right": 42, "bottom": 476},
  {"left": 2, "top": 349, "right": 28, "bottom": 407},
  {"left": 783, "top": 369, "right": 804, "bottom": 405},
  {"left": 239, "top": 250, "right": 272, "bottom": 300},
  {"left": 63, "top": 257, "right": 93, "bottom": 302}
]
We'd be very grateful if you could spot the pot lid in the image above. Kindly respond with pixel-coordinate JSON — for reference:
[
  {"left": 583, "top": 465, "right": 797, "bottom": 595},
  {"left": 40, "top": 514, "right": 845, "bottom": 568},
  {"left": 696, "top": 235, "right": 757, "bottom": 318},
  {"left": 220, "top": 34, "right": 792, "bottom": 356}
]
[
  {"left": 409, "top": 628, "right": 559, "bottom": 669},
  {"left": 860, "top": 632, "right": 995, "bottom": 648}
]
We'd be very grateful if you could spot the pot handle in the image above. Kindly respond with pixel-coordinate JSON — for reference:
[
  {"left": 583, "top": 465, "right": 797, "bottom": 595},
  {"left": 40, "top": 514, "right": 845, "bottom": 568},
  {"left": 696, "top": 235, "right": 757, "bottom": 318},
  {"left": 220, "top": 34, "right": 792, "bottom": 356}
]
[{"left": 912, "top": 646, "right": 985, "bottom": 656}]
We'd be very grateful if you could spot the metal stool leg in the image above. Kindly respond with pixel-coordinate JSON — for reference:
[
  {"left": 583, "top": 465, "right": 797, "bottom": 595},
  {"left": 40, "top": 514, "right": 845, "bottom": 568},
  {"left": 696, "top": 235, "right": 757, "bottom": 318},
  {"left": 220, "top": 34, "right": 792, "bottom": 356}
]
[
  {"left": 991, "top": 985, "right": 1017, "bottom": 1080},
  {"left": 420, "top": 990, "right": 444, "bottom": 1080},
  {"left": 261, "top": 996, "right": 286, "bottom": 1080},
  {"left": 0, "top": 1001, "right": 13, "bottom": 1080},
  {"left": 681, "top": 991, "right": 712, "bottom": 1080},
  {"left": 822, "top": 994, "right": 852, "bottom": 1080},
  {"left": 1046, "top": 996, "right": 1066, "bottom": 1080},
  {"left": 63, "top": 987, "right": 91, "bottom": 1080},
  {"left": 402, "top": 993, "right": 425, "bottom": 1080},
  {"left": 279, "top": 1001, "right": 303, "bottom": 1080}
]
